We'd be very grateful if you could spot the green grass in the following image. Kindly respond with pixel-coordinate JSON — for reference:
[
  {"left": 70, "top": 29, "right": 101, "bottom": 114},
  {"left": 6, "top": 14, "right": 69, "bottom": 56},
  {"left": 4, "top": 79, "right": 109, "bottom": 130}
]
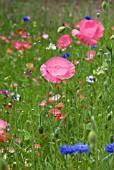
[{"left": 0, "top": 0, "right": 114, "bottom": 170}]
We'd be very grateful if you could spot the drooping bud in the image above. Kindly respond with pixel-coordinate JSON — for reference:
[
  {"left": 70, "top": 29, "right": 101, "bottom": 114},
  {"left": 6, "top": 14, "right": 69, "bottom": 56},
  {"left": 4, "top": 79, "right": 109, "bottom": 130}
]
[
  {"left": 88, "top": 130, "right": 97, "bottom": 149},
  {"left": 57, "top": 26, "right": 65, "bottom": 33},
  {"left": 107, "top": 113, "right": 112, "bottom": 121},
  {"left": 38, "top": 126, "right": 44, "bottom": 134}
]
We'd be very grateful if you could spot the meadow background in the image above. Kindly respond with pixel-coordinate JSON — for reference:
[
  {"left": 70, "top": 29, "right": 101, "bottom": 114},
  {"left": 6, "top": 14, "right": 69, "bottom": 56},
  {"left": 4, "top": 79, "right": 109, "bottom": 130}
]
[{"left": 0, "top": 0, "right": 114, "bottom": 169}]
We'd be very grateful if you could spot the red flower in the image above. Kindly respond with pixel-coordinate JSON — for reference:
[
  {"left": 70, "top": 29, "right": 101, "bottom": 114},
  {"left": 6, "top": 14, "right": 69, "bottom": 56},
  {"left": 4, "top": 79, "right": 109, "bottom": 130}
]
[
  {"left": 12, "top": 40, "right": 23, "bottom": 51},
  {"left": 18, "top": 28, "right": 26, "bottom": 36},
  {"left": 0, "top": 132, "right": 10, "bottom": 142},
  {"left": 49, "top": 108, "right": 61, "bottom": 116},
  {"left": 55, "top": 102, "right": 64, "bottom": 109},
  {"left": 22, "top": 41, "right": 31, "bottom": 49}
]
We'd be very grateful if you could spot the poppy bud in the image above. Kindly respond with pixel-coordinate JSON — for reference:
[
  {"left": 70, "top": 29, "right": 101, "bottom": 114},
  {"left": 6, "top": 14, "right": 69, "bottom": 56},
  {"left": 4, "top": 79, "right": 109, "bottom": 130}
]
[
  {"left": 102, "top": 1, "right": 107, "bottom": 10},
  {"left": 96, "top": 13, "right": 100, "bottom": 17},
  {"left": 107, "top": 113, "right": 112, "bottom": 121},
  {"left": 110, "top": 35, "right": 114, "bottom": 40},
  {"left": 57, "top": 26, "right": 65, "bottom": 33},
  {"left": 38, "top": 126, "right": 44, "bottom": 134},
  {"left": 110, "top": 135, "right": 114, "bottom": 143},
  {"left": 88, "top": 131, "right": 97, "bottom": 148},
  {"left": 97, "top": 52, "right": 101, "bottom": 58}
]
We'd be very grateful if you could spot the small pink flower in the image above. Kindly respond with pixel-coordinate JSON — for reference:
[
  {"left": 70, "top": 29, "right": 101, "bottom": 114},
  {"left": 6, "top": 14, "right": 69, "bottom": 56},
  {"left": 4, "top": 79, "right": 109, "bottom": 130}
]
[
  {"left": 42, "top": 33, "right": 49, "bottom": 39},
  {"left": 86, "top": 50, "right": 96, "bottom": 62},
  {"left": 34, "top": 144, "right": 41, "bottom": 149},
  {"left": 40, "top": 56, "right": 75, "bottom": 83},
  {"left": 0, "top": 36, "right": 9, "bottom": 43},
  {"left": 49, "top": 109, "right": 61, "bottom": 116},
  {"left": 111, "top": 26, "right": 114, "bottom": 31},
  {"left": 56, "top": 113, "right": 66, "bottom": 120},
  {"left": 14, "top": 138, "right": 22, "bottom": 144},
  {"left": 12, "top": 40, "right": 23, "bottom": 51},
  {"left": 74, "top": 20, "right": 104, "bottom": 46},
  {"left": 22, "top": 41, "right": 31, "bottom": 49},
  {"left": 48, "top": 94, "right": 61, "bottom": 102},
  {"left": 75, "top": 40, "right": 81, "bottom": 44},
  {"left": 74, "top": 22, "right": 80, "bottom": 28},
  {"left": 57, "top": 35, "right": 72, "bottom": 51},
  {"left": 73, "top": 60, "right": 79, "bottom": 65},
  {"left": 9, "top": 148, "right": 15, "bottom": 153},
  {"left": 38, "top": 100, "right": 46, "bottom": 107},
  {"left": 72, "top": 29, "right": 79, "bottom": 37},
  {"left": 0, "top": 119, "right": 8, "bottom": 129}
]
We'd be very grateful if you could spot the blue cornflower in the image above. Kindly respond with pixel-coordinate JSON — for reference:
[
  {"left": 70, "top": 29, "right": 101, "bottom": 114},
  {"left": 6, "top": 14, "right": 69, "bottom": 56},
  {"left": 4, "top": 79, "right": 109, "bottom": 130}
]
[
  {"left": 106, "top": 143, "right": 114, "bottom": 153},
  {"left": 84, "top": 16, "right": 92, "bottom": 20},
  {"left": 90, "top": 45, "right": 97, "bottom": 49},
  {"left": 60, "top": 145, "right": 75, "bottom": 154},
  {"left": 62, "top": 52, "right": 70, "bottom": 59},
  {"left": 22, "top": 16, "right": 30, "bottom": 22},
  {"left": 74, "top": 143, "right": 90, "bottom": 155}
]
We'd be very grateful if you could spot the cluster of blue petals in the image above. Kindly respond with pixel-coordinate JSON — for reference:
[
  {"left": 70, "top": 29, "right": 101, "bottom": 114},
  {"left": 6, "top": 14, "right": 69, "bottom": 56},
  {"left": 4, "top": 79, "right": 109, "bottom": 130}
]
[
  {"left": 105, "top": 143, "right": 114, "bottom": 153},
  {"left": 22, "top": 16, "right": 30, "bottom": 22},
  {"left": 62, "top": 52, "right": 70, "bottom": 59},
  {"left": 60, "top": 143, "right": 90, "bottom": 155},
  {"left": 84, "top": 16, "right": 92, "bottom": 20}
]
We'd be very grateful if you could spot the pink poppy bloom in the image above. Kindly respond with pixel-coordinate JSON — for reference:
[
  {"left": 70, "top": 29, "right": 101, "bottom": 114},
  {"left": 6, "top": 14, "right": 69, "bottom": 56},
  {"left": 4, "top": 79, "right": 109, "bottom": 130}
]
[
  {"left": 0, "top": 119, "right": 8, "bottom": 129},
  {"left": 12, "top": 40, "right": 23, "bottom": 51},
  {"left": 9, "top": 148, "right": 15, "bottom": 153},
  {"left": 56, "top": 113, "right": 66, "bottom": 120},
  {"left": 72, "top": 29, "right": 79, "bottom": 37},
  {"left": 75, "top": 40, "right": 81, "bottom": 44},
  {"left": 74, "top": 20, "right": 104, "bottom": 46},
  {"left": 74, "top": 22, "right": 80, "bottom": 28},
  {"left": 0, "top": 132, "right": 10, "bottom": 142},
  {"left": 6, "top": 48, "right": 13, "bottom": 53},
  {"left": 10, "top": 32, "right": 15, "bottom": 38},
  {"left": 42, "top": 33, "right": 49, "bottom": 39},
  {"left": 55, "top": 102, "right": 64, "bottom": 109},
  {"left": 48, "top": 94, "right": 61, "bottom": 102},
  {"left": 86, "top": 50, "right": 96, "bottom": 62},
  {"left": 34, "top": 144, "right": 41, "bottom": 149},
  {"left": 38, "top": 100, "right": 46, "bottom": 107},
  {"left": 111, "top": 26, "right": 114, "bottom": 31},
  {"left": 64, "top": 23, "right": 70, "bottom": 27},
  {"left": 40, "top": 56, "right": 75, "bottom": 83},
  {"left": 57, "top": 35, "right": 72, "bottom": 51},
  {"left": 49, "top": 108, "right": 61, "bottom": 116},
  {"left": 22, "top": 41, "right": 31, "bottom": 49},
  {"left": 0, "top": 36, "right": 9, "bottom": 43},
  {"left": 73, "top": 60, "right": 79, "bottom": 65},
  {"left": 14, "top": 138, "right": 22, "bottom": 144}
]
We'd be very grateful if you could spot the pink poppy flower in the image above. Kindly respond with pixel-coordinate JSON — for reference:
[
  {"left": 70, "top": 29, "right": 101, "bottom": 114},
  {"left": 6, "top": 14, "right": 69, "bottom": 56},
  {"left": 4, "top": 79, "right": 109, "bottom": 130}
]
[
  {"left": 55, "top": 102, "right": 64, "bottom": 109},
  {"left": 72, "top": 29, "right": 79, "bottom": 37},
  {"left": 56, "top": 113, "right": 66, "bottom": 120},
  {"left": 48, "top": 94, "right": 61, "bottom": 102},
  {"left": 49, "top": 108, "right": 61, "bottom": 116},
  {"left": 0, "top": 119, "right": 8, "bottom": 129},
  {"left": 40, "top": 56, "right": 75, "bottom": 83},
  {"left": 22, "top": 41, "right": 31, "bottom": 49},
  {"left": 12, "top": 40, "right": 23, "bottom": 51},
  {"left": 111, "top": 26, "right": 114, "bottom": 31},
  {"left": 34, "top": 144, "right": 41, "bottom": 149},
  {"left": 9, "top": 148, "right": 15, "bottom": 153},
  {"left": 14, "top": 138, "right": 22, "bottom": 144},
  {"left": 57, "top": 35, "right": 72, "bottom": 51},
  {"left": 86, "top": 50, "right": 96, "bottom": 62},
  {"left": 74, "top": 20, "right": 104, "bottom": 46},
  {"left": 74, "top": 22, "right": 80, "bottom": 28},
  {"left": 38, "top": 100, "right": 46, "bottom": 107},
  {"left": 73, "top": 60, "right": 79, "bottom": 65},
  {"left": 0, "top": 36, "right": 9, "bottom": 43},
  {"left": 42, "top": 32, "right": 49, "bottom": 39}
]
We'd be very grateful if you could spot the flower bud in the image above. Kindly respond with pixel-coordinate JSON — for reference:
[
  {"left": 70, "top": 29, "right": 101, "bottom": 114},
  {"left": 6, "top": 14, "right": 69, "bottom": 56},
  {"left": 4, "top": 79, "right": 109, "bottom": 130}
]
[
  {"left": 96, "top": 13, "right": 100, "bottom": 17},
  {"left": 110, "top": 135, "right": 114, "bottom": 143},
  {"left": 110, "top": 35, "right": 114, "bottom": 40},
  {"left": 57, "top": 26, "right": 65, "bottom": 33},
  {"left": 102, "top": 1, "right": 107, "bottom": 10},
  {"left": 88, "top": 131, "right": 97, "bottom": 148},
  {"left": 38, "top": 126, "right": 44, "bottom": 134},
  {"left": 107, "top": 113, "right": 112, "bottom": 121}
]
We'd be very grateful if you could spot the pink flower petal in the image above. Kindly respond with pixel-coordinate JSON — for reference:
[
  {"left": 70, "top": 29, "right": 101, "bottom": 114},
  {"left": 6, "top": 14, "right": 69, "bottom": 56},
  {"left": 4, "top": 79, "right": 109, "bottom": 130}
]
[
  {"left": 72, "top": 29, "right": 79, "bottom": 37},
  {"left": 86, "top": 50, "right": 96, "bottom": 62},
  {"left": 0, "top": 119, "right": 8, "bottom": 129},
  {"left": 49, "top": 108, "right": 61, "bottom": 116},
  {"left": 38, "top": 100, "right": 46, "bottom": 107},
  {"left": 48, "top": 94, "right": 61, "bottom": 102}
]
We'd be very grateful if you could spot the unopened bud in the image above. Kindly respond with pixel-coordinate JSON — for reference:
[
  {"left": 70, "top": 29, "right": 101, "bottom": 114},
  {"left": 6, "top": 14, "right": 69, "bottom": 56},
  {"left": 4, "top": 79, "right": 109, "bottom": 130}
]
[
  {"left": 88, "top": 131, "right": 97, "bottom": 148},
  {"left": 57, "top": 26, "right": 65, "bottom": 33},
  {"left": 96, "top": 13, "right": 100, "bottom": 17},
  {"left": 107, "top": 113, "right": 112, "bottom": 121},
  {"left": 38, "top": 126, "right": 44, "bottom": 134},
  {"left": 110, "top": 35, "right": 114, "bottom": 40},
  {"left": 102, "top": 1, "right": 107, "bottom": 10}
]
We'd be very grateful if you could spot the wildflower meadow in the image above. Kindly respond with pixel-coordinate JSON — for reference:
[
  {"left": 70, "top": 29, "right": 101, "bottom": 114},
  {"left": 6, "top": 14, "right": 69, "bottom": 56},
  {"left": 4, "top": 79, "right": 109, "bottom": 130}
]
[{"left": 0, "top": 0, "right": 114, "bottom": 169}]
